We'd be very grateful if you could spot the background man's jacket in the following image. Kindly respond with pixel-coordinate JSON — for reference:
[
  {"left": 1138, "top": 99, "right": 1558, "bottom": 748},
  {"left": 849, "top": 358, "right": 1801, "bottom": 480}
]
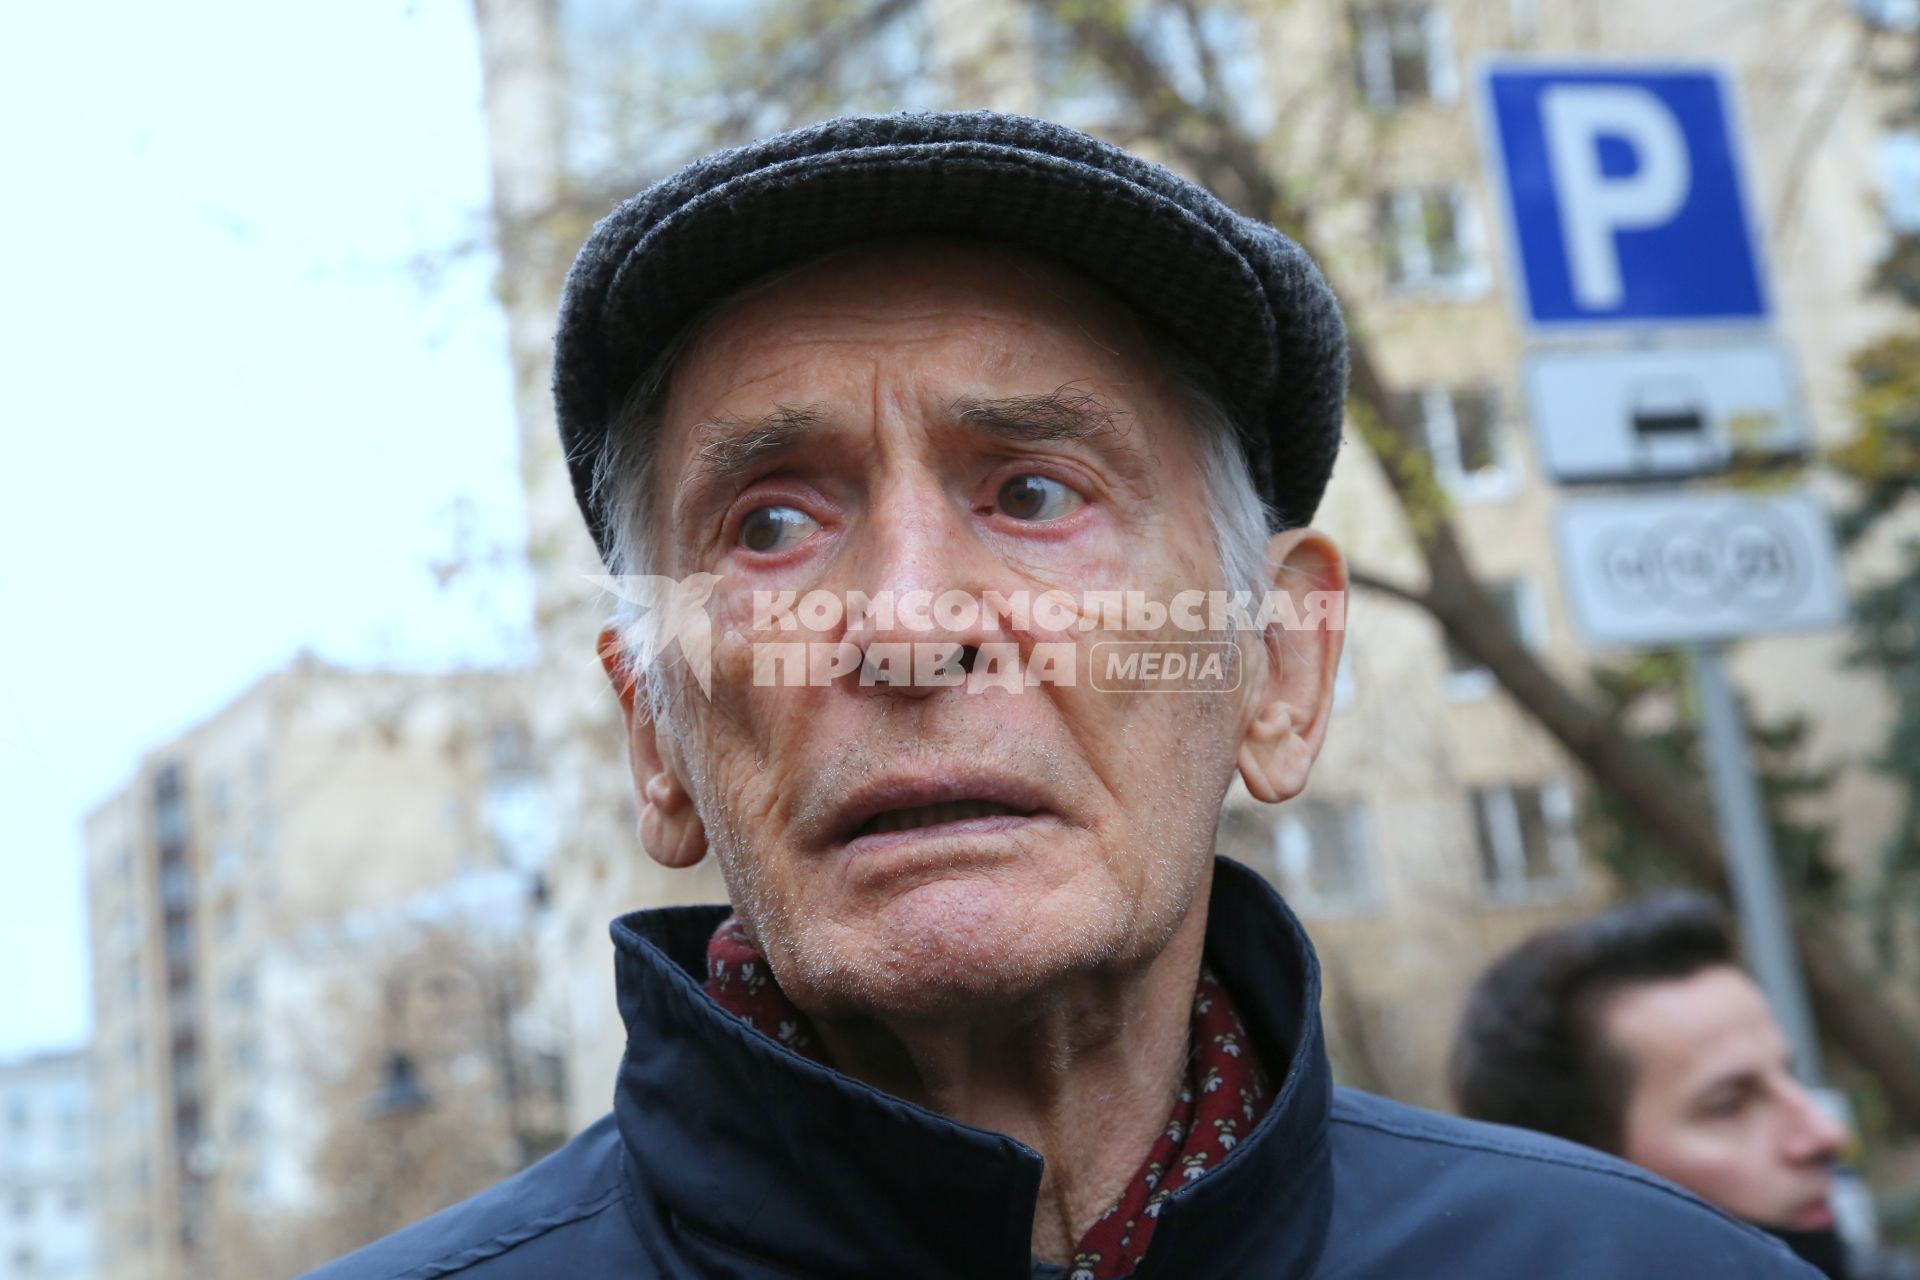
[{"left": 308, "top": 859, "right": 1817, "bottom": 1279}]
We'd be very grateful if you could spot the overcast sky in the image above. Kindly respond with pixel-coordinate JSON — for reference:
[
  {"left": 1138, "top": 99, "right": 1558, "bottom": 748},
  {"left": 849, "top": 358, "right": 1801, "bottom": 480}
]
[{"left": 0, "top": 0, "right": 530, "bottom": 1057}]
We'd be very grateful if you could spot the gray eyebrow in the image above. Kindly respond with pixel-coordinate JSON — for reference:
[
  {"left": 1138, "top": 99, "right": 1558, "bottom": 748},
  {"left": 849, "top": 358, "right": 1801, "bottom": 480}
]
[
  {"left": 948, "top": 384, "right": 1128, "bottom": 444},
  {"left": 686, "top": 404, "right": 829, "bottom": 485}
]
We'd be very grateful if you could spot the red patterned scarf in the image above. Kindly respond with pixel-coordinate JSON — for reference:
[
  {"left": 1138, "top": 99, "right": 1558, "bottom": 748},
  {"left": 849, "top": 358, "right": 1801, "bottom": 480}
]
[{"left": 705, "top": 916, "right": 1272, "bottom": 1279}]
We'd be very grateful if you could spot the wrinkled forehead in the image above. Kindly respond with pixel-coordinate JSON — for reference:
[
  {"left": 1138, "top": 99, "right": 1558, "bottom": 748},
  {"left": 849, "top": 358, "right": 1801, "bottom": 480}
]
[{"left": 659, "top": 237, "right": 1177, "bottom": 427}]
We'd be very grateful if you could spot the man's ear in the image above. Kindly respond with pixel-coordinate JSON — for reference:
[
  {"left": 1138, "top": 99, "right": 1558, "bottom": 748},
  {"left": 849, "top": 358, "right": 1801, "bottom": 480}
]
[
  {"left": 597, "top": 626, "right": 708, "bottom": 869},
  {"left": 1238, "top": 529, "right": 1348, "bottom": 804}
]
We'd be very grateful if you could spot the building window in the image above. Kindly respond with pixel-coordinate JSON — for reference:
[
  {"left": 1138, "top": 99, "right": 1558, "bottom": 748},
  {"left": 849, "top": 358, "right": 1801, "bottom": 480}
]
[
  {"left": 11, "top": 1190, "right": 31, "bottom": 1218},
  {"left": 1377, "top": 186, "right": 1487, "bottom": 296},
  {"left": 1354, "top": 4, "right": 1456, "bottom": 108},
  {"left": 1444, "top": 578, "right": 1547, "bottom": 700},
  {"left": 1214, "top": 800, "right": 1375, "bottom": 913},
  {"left": 211, "top": 837, "right": 244, "bottom": 884},
  {"left": 159, "top": 862, "right": 193, "bottom": 909},
  {"left": 152, "top": 763, "right": 188, "bottom": 846},
  {"left": 1216, "top": 805, "right": 1273, "bottom": 868},
  {"left": 1473, "top": 781, "right": 1581, "bottom": 898},
  {"left": 170, "top": 1000, "right": 198, "bottom": 1037},
  {"left": 109, "top": 909, "right": 144, "bottom": 957},
  {"left": 1274, "top": 799, "right": 1376, "bottom": 912},
  {"left": 1400, "top": 385, "right": 1517, "bottom": 500},
  {"left": 164, "top": 919, "right": 194, "bottom": 965},
  {"left": 171, "top": 1056, "right": 201, "bottom": 1097}
]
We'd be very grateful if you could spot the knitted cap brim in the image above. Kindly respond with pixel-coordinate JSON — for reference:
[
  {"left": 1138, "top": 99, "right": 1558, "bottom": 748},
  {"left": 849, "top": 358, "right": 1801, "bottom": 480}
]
[{"left": 554, "top": 111, "right": 1348, "bottom": 560}]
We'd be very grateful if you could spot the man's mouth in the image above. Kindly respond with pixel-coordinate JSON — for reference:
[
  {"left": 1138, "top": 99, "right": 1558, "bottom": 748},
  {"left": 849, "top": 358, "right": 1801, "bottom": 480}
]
[
  {"left": 853, "top": 798, "right": 1029, "bottom": 839},
  {"left": 1788, "top": 1196, "right": 1835, "bottom": 1230},
  {"left": 828, "top": 775, "right": 1056, "bottom": 850}
]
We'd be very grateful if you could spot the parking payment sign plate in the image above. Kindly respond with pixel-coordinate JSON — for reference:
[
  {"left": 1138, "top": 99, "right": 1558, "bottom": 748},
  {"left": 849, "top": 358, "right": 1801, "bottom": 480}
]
[
  {"left": 1555, "top": 489, "right": 1846, "bottom": 647},
  {"left": 1525, "top": 337, "right": 1807, "bottom": 482},
  {"left": 1483, "top": 64, "right": 1770, "bottom": 328}
]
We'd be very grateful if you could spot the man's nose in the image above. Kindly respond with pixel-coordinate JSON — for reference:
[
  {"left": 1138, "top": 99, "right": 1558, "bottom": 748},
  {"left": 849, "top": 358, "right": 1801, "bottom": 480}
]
[
  {"left": 837, "top": 467, "right": 1000, "bottom": 694},
  {"left": 852, "top": 468, "right": 975, "bottom": 598},
  {"left": 1780, "top": 1080, "right": 1847, "bottom": 1165}
]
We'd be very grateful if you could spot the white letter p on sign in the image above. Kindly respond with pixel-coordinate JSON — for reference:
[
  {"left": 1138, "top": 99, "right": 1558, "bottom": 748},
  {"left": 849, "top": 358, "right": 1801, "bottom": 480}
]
[{"left": 1541, "top": 85, "right": 1691, "bottom": 310}]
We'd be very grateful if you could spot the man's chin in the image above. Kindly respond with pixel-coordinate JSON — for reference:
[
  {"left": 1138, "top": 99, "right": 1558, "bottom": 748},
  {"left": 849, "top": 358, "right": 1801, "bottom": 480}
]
[
  {"left": 1782, "top": 1197, "right": 1836, "bottom": 1232},
  {"left": 785, "top": 877, "right": 1141, "bottom": 1019}
]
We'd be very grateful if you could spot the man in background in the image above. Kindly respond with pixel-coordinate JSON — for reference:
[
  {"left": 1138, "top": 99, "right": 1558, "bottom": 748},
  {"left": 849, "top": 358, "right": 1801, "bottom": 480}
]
[{"left": 1452, "top": 892, "right": 1911, "bottom": 1280}]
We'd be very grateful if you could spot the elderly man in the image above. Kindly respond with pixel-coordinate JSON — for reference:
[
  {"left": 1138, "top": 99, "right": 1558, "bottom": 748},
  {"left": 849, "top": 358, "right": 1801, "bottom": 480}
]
[
  {"left": 311, "top": 114, "right": 1815, "bottom": 1278},
  {"left": 1452, "top": 892, "right": 1912, "bottom": 1280}
]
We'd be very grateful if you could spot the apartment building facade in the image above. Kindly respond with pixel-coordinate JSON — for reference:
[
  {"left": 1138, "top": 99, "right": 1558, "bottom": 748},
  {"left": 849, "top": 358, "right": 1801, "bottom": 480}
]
[
  {"left": 469, "top": 0, "right": 1920, "bottom": 1119},
  {"left": 82, "top": 655, "right": 547, "bottom": 1280},
  {"left": 0, "top": 1049, "right": 96, "bottom": 1280}
]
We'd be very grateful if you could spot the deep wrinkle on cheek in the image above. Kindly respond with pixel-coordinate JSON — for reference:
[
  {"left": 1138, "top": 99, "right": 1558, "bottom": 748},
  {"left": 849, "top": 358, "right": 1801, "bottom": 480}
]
[
  {"left": 695, "top": 628, "right": 767, "bottom": 746},
  {"left": 991, "top": 533, "right": 1133, "bottom": 600}
]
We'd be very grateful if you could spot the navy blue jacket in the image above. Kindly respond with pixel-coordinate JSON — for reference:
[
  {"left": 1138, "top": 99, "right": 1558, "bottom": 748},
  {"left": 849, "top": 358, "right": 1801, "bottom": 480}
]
[{"left": 309, "top": 859, "right": 1816, "bottom": 1279}]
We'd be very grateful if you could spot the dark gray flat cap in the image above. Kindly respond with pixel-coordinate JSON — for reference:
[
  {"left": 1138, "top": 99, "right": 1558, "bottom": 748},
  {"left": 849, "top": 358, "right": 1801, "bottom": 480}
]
[{"left": 554, "top": 110, "right": 1348, "bottom": 559}]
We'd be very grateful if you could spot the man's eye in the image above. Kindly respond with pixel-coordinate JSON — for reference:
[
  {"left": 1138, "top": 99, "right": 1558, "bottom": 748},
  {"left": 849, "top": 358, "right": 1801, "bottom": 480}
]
[
  {"left": 738, "top": 505, "right": 819, "bottom": 553},
  {"left": 996, "top": 475, "right": 1082, "bottom": 522},
  {"left": 1700, "top": 1093, "right": 1747, "bottom": 1120}
]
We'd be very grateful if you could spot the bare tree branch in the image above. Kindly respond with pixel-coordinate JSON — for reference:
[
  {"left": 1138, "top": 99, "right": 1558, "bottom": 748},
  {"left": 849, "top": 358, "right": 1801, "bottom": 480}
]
[
  {"left": 1772, "top": 21, "right": 1874, "bottom": 255},
  {"left": 711, "top": 0, "right": 922, "bottom": 140},
  {"left": 1347, "top": 566, "right": 1431, "bottom": 609},
  {"left": 1171, "top": 0, "right": 1228, "bottom": 114}
]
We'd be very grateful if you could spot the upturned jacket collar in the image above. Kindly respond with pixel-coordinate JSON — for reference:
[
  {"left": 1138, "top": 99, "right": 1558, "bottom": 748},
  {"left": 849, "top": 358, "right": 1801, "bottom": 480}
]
[{"left": 608, "top": 857, "right": 1334, "bottom": 1280}]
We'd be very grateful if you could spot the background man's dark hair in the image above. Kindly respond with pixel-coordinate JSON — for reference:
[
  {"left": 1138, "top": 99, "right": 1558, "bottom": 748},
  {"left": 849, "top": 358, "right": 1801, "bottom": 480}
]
[{"left": 1450, "top": 892, "right": 1736, "bottom": 1153}]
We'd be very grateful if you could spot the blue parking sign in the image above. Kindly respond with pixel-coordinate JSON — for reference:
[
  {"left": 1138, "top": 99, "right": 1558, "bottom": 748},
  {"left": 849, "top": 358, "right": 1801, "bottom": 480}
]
[{"left": 1482, "top": 64, "right": 1769, "bottom": 327}]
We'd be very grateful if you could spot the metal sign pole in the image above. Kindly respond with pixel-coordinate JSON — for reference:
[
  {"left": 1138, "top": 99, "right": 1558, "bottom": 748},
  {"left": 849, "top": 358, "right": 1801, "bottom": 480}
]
[{"left": 1688, "top": 641, "right": 1823, "bottom": 1084}]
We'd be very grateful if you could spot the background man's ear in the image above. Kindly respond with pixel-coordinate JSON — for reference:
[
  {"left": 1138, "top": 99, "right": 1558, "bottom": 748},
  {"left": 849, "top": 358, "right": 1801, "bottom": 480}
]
[
  {"left": 597, "top": 627, "right": 708, "bottom": 869},
  {"left": 1237, "top": 530, "right": 1348, "bottom": 805}
]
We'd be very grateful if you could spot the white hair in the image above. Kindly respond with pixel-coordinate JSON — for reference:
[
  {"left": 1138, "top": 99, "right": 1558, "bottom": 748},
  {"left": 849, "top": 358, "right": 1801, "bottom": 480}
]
[{"left": 587, "top": 320, "right": 1278, "bottom": 728}]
